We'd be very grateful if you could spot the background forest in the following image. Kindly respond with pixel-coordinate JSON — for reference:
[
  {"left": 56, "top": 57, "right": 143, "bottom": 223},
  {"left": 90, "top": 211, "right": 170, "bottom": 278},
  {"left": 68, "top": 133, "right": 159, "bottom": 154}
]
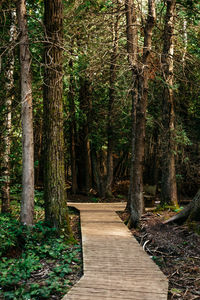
[
  {"left": 1, "top": 0, "right": 200, "bottom": 215},
  {"left": 0, "top": 0, "right": 200, "bottom": 298}
]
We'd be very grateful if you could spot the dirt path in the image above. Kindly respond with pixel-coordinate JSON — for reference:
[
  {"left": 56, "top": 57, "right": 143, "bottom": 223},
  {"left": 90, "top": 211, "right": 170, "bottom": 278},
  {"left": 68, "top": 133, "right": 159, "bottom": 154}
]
[{"left": 62, "top": 203, "right": 168, "bottom": 300}]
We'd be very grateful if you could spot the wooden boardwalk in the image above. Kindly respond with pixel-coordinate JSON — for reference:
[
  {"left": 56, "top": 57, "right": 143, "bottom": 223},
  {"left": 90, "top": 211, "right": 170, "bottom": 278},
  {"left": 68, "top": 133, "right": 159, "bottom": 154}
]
[{"left": 62, "top": 203, "right": 168, "bottom": 300}]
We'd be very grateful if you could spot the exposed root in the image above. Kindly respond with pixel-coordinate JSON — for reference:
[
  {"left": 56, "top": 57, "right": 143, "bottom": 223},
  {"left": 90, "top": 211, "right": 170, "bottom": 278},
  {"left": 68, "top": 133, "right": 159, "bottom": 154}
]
[{"left": 164, "top": 189, "right": 200, "bottom": 225}]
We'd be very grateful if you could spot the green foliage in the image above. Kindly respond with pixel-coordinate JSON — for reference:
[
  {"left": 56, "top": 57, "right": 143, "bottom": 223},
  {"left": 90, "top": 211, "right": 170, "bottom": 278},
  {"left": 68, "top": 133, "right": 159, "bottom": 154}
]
[
  {"left": 175, "top": 125, "right": 192, "bottom": 147},
  {"left": 0, "top": 215, "right": 19, "bottom": 256},
  {"left": 34, "top": 189, "right": 44, "bottom": 207},
  {"left": 155, "top": 204, "right": 183, "bottom": 212},
  {"left": 90, "top": 197, "right": 99, "bottom": 203},
  {"left": 152, "top": 256, "right": 164, "bottom": 267},
  {"left": 0, "top": 254, "right": 41, "bottom": 286},
  {"left": 116, "top": 194, "right": 124, "bottom": 199},
  {"left": 0, "top": 215, "right": 81, "bottom": 299},
  {"left": 177, "top": 0, "right": 200, "bottom": 22}
]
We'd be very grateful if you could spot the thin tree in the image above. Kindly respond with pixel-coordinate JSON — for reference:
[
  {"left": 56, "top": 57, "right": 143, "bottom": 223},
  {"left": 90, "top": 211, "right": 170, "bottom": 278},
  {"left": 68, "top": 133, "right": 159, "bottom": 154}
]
[
  {"left": 128, "top": 0, "right": 156, "bottom": 227},
  {"left": 161, "top": 0, "right": 178, "bottom": 207},
  {"left": 76, "top": 77, "right": 92, "bottom": 195},
  {"left": 125, "top": 0, "right": 138, "bottom": 211},
  {"left": 68, "top": 53, "right": 78, "bottom": 195},
  {"left": 17, "top": 0, "right": 34, "bottom": 226},
  {"left": 1, "top": 9, "right": 16, "bottom": 214},
  {"left": 105, "top": 0, "right": 120, "bottom": 197},
  {"left": 43, "top": 0, "right": 73, "bottom": 239}
]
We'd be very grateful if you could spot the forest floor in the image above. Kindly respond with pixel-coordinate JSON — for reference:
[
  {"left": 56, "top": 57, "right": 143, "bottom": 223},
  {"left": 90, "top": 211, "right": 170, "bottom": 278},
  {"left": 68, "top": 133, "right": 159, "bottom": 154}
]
[{"left": 119, "top": 210, "right": 200, "bottom": 300}]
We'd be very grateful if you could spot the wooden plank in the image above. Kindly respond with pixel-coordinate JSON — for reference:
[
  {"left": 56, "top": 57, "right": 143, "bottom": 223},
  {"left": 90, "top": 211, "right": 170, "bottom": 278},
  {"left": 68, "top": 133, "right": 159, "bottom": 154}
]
[
  {"left": 62, "top": 203, "right": 168, "bottom": 300},
  {"left": 64, "top": 286, "right": 167, "bottom": 300}
]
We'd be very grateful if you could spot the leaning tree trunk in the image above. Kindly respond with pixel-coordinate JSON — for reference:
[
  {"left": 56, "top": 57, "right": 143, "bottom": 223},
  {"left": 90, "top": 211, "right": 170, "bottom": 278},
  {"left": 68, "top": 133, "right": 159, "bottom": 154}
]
[
  {"left": 1, "top": 9, "right": 16, "bottom": 214},
  {"left": 128, "top": 0, "right": 156, "bottom": 227},
  {"left": 43, "top": 0, "right": 72, "bottom": 239},
  {"left": 17, "top": 0, "right": 34, "bottom": 226},
  {"left": 161, "top": 0, "right": 178, "bottom": 207},
  {"left": 164, "top": 189, "right": 200, "bottom": 224},
  {"left": 125, "top": 0, "right": 138, "bottom": 211},
  {"left": 105, "top": 2, "right": 120, "bottom": 198}
]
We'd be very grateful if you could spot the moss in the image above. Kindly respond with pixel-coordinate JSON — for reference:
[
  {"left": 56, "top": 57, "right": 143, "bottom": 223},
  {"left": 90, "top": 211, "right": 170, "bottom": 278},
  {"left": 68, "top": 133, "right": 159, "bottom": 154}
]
[{"left": 155, "top": 204, "right": 180, "bottom": 212}]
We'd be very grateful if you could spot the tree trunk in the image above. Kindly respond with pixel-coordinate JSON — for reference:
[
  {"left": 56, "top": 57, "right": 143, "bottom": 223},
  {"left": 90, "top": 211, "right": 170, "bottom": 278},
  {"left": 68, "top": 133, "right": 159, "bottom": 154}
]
[
  {"left": 91, "top": 147, "right": 105, "bottom": 198},
  {"left": 43, "top": 0, "right": 72, "bottom": 239},
  {"left": 17, "top": 0, "right": 34, "bottom": 226},
  {"left": 161, "top": 0, "right": 178, "bottom": 207},
  {"left": 127, "top": 86, "right": 138, "bottom": 210},
  {"left": 68, "top": 56, "right": 78, "bottom": 194},
  {"left": 76, "top": 78, "right": 92, "bottom": 195},
  {"left": 34, "top": 119, "right": 43, "bottom": 186},
  {"left": 125, "top": 0, "right": 138, "bottom": 211},
  {"left": 164, "top": 189, "right": 200, "bottom": 224},
  {"left": 182, "top": 19, "right": 187, "bottom": 65},
  {"left": 105, "top": 2, "right": 120, "bottom": 197},
  {"left": 1, "top": 9, "right": 16, "bottom": 214},
  {"left": 128, "top": 0, "right": 156, "bottom": 227}
]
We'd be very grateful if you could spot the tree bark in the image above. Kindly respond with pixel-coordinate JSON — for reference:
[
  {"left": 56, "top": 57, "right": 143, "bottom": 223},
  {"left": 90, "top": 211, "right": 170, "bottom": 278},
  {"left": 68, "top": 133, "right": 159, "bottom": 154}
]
[
  {"left": 68, "top": 56, "right": 78, "bottom": 194},
  {"left": 105, "top": 1, "right": 120, "bottom": 197},
  {"left": 164, "top": 189, "right": 200, "bottom": 224},
  {"left": 161, "top": 0, "right": 178, "bottom": 207},
  {"left": 76, "top": 78, "right": 92, "bottom": 195},
  {"left": 182, "top": 19, "right": 187, "bottom": 65},
  {"left": 91, "top": 147, "right": 105, "bottom": 198},
  {"left": 125, "top": 0, "right": 138, "bottom": 211},
  {"left": 1, "top": 9, "right": 16, "bottom": 214},
  {"left": 43, "top": 0, "right": 72, "bottom": 239},
  {"left": 17, "top": 0, "right": 34, "bottom": 226},
  {"left": 128, "top": 0, "right": 156, "bottom": 227}
]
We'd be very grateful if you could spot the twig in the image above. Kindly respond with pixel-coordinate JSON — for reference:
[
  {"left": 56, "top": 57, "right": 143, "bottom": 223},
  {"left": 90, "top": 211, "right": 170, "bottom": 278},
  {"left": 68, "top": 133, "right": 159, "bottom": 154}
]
[
  {"left": 143, "top": 240, "right": 150, "bottom": 251},
  {"left": 169, "top": 269, "right": 179, "bottom": 277},
  {"left": 140, "top": 233, "right": 148, "bottom": 245},
  {"left": 183, "top": 288, "right": 188, "bottom": 297}
]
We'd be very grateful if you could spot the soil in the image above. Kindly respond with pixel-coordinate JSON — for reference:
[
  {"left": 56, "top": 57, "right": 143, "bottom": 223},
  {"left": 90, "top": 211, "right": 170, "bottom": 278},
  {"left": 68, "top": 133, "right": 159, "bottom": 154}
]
[{"left": 119, "top": 210, "right": 200, "bottom": 300}]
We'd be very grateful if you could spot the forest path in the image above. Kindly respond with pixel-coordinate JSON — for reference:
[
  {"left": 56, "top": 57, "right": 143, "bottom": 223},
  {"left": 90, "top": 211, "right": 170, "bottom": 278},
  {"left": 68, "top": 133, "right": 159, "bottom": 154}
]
[{"left": 62, "top": 203, "right": 168, "bottom": 300}]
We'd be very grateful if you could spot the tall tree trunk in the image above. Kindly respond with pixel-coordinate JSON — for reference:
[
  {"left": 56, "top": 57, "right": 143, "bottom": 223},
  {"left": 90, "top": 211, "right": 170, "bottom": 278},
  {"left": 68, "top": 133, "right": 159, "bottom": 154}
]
[
  {"left": 161, "top": 0, "right": 178, "bottom": 207},
  {"left": 76, "top": 78, "right": 92, "bottom": 195},
  {"left": 43, "top": 0, "right": 72, "bottom": 239},
  {"left": 17, "top": 0, "right": 34, "bottom": 226},
  {"left": 105, "top": 2, "right": 120, "bottom": 197},
  {"left": 1, "top": 9, "right": 16, "bottom": 214},
  {"left": 129, "top": 0, "right": 156, "bottom": 227},
  {"left": 125, "top": 0, "right": 138, "bottom": 211},
  {"left": 34, "top": 119, "right": 43, "bottom": 186},
  {"left": 68, "top": 56, "right": 78, "bottom": 194}
]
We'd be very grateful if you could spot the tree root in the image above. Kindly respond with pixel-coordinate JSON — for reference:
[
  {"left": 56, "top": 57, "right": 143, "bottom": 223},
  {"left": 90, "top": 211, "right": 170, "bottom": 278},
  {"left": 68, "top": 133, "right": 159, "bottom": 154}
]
[{"left": 163, "top": 189, "right": 200, "bottom": 225}]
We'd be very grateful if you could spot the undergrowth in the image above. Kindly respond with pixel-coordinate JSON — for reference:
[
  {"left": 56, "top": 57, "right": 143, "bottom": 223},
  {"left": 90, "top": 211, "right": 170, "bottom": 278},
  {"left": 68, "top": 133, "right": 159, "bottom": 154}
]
[{"left": 0, "top": 214, "right": 81, "bottom": 300}]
